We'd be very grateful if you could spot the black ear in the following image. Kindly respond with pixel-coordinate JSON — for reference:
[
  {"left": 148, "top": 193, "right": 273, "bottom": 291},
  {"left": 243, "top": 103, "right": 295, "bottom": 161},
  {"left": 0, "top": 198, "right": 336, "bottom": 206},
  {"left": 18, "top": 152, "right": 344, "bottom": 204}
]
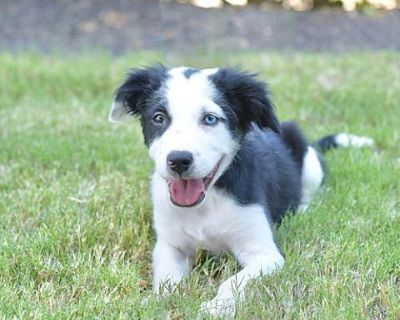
[
  {"left": 109, "top": 65, "right": 168, "bottom": 122},
  {"left": 209, "top": 68, "right": 280, "bottom": 134}
]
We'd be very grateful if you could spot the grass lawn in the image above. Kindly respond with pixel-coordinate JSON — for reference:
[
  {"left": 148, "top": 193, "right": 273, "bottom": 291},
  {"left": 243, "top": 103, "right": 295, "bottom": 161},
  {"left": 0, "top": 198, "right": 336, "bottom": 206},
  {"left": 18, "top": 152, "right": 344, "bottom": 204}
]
[{"left": 0, "top": 52, "right": 399, "bottom": 319}]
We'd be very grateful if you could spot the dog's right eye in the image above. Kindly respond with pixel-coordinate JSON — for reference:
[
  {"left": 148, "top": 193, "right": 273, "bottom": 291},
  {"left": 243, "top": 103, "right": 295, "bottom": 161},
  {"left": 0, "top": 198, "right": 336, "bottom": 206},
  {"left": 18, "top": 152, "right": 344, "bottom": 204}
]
[
  {"left": 153, "top": 112, "right": 165, "bottom": 124},
  {"left": 202, "top": 114, "right": 219, "bottom": 126}
]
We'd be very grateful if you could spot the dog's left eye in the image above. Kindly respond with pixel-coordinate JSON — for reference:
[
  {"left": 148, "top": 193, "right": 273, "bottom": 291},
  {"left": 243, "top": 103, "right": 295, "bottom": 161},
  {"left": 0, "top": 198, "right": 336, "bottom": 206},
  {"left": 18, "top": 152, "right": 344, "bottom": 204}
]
[
  {"left": 202, "top": 114, "right": 219, "bottom": 126},
  {"left": 153, "top": 112, "right": 166, "bottom": 124}
]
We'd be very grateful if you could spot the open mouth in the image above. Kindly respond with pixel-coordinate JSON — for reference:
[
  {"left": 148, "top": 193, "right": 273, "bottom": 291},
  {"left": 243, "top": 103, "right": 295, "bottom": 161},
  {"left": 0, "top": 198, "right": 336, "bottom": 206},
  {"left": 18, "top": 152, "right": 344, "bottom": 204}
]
[{"left": 168, "top": 159, "right": 222, "bottom": 207}]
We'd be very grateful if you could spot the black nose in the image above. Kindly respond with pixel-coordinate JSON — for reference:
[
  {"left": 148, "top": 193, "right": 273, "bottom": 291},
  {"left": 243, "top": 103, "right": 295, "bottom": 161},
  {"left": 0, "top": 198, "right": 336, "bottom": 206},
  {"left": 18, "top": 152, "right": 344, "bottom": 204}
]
[{"left": 167, "top": 151, "right": 194, "bottom": 175}]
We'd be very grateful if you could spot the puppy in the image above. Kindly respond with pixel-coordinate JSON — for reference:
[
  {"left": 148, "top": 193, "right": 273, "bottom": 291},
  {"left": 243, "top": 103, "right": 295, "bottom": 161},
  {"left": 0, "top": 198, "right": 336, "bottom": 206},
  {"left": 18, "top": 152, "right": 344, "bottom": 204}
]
[{"left": 109, "top": 66, "right": 373, "bottom": 316}]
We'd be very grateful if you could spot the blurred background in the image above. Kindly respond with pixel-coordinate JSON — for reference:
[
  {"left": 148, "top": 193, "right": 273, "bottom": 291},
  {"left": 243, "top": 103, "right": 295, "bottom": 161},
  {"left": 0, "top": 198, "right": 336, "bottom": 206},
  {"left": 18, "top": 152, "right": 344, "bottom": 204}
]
[
  {"left": 1, "top": 0, "right": 399, "bottom": 55},
  {"left": 1, "top": 2, "right": 399, "bottom": 319}
]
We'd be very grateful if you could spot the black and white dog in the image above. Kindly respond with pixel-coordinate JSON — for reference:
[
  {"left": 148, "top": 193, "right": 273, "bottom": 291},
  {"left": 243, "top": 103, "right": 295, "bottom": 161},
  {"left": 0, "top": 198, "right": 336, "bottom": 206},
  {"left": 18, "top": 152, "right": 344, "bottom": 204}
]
[{"left": 109, "top": 66, "right": 373, "bottom": 316}]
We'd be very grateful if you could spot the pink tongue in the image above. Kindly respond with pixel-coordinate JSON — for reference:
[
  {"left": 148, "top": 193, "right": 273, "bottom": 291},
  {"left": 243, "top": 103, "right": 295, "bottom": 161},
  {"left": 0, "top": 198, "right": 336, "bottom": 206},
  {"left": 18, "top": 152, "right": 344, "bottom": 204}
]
[{"left": 169, "top": 179, "right": 205, "bottom": 206}]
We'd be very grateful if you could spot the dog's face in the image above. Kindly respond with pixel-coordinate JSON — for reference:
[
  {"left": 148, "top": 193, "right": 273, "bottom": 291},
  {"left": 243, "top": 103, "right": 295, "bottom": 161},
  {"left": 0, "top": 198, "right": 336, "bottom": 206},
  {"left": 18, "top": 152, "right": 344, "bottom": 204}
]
[{"left": 109, "top": 66, "right": 280, "bottom": 208}]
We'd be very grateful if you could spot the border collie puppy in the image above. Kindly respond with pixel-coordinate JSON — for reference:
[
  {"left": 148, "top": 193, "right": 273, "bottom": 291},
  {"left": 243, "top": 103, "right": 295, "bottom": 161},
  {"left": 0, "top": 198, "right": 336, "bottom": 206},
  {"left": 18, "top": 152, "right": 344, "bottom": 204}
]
[{"left": 109, "top": 66, "right": 373, "bottom": 316}]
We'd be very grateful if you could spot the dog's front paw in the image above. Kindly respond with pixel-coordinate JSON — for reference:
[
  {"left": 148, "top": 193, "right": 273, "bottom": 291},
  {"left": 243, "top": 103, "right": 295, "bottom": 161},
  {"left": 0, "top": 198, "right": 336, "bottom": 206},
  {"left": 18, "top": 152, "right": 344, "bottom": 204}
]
[{"left": 200, "top": 297, "right": 236, "bottom": 318}]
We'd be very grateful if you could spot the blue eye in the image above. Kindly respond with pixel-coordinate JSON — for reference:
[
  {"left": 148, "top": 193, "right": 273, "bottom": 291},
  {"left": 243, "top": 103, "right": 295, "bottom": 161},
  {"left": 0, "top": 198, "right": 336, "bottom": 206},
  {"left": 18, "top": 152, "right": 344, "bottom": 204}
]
[{"left": 203, "top": 114, "right": 219, "bottom": 126}]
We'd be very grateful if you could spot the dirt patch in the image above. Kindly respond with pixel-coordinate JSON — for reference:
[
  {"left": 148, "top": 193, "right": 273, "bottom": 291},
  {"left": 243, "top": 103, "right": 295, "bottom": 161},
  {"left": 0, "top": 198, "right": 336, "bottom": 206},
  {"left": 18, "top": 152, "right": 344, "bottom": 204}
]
[{"left": 1, "top": 0, "right": 399, "bottom": 54}]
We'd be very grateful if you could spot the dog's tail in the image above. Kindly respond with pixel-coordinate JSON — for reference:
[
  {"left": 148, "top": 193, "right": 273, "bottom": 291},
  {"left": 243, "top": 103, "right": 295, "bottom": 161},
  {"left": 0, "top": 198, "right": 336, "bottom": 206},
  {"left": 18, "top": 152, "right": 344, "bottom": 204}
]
[
  {"left": 280, "top": 121, "right": 374, "bottom": 160},
  {"left": 281, "top": 121, "right": 374, "bottom": 212},
  {"left": 315, "top": 133, "right": 374, "bottom": 154}
]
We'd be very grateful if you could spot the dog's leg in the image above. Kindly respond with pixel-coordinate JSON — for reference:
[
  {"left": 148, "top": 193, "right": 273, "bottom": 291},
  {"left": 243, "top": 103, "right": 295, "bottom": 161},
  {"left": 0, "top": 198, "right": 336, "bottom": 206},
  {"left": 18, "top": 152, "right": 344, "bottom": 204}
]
[
  {"left": 202, "top": 209, "right": 284, "bottom": 316},
  {"left": 201, "top": 246, "right": 284, "bottom": 317},
  {"left": 152, "top": 240, "right": 194, "bottom": 294}
]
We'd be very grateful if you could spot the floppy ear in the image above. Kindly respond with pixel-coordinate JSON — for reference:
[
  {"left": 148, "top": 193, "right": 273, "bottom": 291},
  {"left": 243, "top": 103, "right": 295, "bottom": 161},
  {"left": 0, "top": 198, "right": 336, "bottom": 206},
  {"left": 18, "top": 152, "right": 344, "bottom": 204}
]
[
  {"left": 108, "top": 65, "right": 168, "bottom": 122},
  {"left": 209, "top": 68, "right": 280, "bottom": 134}
]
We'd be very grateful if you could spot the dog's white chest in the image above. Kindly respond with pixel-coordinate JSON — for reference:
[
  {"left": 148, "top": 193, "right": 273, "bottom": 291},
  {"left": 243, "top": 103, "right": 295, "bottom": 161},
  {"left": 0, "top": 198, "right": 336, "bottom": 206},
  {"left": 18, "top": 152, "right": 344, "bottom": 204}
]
[
  {"left": 152, "top": 178, "right": 270, "bottom": 254},
  {"left": 175, "top": 197, "right": 235, "bottom": 253}
]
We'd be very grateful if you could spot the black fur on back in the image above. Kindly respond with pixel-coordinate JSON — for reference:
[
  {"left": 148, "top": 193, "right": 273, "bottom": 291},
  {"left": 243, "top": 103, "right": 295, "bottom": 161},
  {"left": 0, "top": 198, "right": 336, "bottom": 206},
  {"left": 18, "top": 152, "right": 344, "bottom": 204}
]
[
  {"left": 280, "top": 121, "right": 309, "bottom": 173},
  {"left": 216, "top": 125, "right": 302, "bottom": 224}
]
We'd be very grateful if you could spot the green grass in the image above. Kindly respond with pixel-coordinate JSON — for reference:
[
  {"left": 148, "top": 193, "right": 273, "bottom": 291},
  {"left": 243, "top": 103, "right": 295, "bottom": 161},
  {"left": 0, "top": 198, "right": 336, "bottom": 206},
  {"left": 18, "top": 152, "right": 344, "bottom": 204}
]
[{"left": 0, "top": 51, "right": 399, "bottom": 319}]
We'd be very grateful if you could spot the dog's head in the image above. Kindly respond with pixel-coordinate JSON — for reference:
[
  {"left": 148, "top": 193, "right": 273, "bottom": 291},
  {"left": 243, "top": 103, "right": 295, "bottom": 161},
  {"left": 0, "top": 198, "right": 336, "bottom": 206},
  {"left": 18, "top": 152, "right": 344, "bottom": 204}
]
[{"left": 109, "top": 66, "right": 280, "bottom": 208}]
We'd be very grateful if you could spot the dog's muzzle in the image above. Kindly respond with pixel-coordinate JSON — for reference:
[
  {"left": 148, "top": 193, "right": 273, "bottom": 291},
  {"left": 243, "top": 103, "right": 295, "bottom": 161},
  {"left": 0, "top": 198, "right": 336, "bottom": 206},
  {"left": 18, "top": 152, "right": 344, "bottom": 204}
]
[{"left": 168, "top": 159, "right": 222, "bottom": 207}]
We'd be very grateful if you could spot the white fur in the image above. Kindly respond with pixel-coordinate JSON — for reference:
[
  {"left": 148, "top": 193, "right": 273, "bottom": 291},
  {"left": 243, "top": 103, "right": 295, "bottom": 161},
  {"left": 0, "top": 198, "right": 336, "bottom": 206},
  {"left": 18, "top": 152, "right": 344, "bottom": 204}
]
[
  {"left": 151, "top": 172, "right": 284, "bottom": 316},
  {"left": 335, "top": 133, "right": 374, "bottom": 148},
  {"left": 299, "top": 146, "right": 324, "bottom": 212}
]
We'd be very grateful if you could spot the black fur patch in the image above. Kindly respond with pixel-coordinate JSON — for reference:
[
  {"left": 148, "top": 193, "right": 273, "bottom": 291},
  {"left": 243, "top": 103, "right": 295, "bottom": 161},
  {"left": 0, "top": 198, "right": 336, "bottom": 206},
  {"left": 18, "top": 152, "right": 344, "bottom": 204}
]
[
  {"left": 113, "top": 65, "right": 170, "bottom": 145},
  {"left": 316, "top": 134, "right": 339, "bottom": 153},
  {"left": 140, "top": 94, "right": 171, "bottom": 146},
  {"left": 183, "top": 68, "right": 200, "bottom": 79},
  {"left": 114, "top": 65, "right": 168, "bottom": 116},
  {"left": 209, "top": 68, "right": 280, "bottom": 136},
  {"left": 216, "top": 126, "right": 301, "bottom": 224},
  {"left": 280, "top": 121, "right": 308, "bottom": 173}
]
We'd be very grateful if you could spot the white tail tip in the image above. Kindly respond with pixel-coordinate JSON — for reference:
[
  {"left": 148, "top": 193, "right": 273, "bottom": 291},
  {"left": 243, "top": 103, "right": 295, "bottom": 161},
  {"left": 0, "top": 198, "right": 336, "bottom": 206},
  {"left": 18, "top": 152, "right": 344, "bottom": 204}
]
[{"left": 335, "top": 133, "right": 374, "bottom": 148}]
